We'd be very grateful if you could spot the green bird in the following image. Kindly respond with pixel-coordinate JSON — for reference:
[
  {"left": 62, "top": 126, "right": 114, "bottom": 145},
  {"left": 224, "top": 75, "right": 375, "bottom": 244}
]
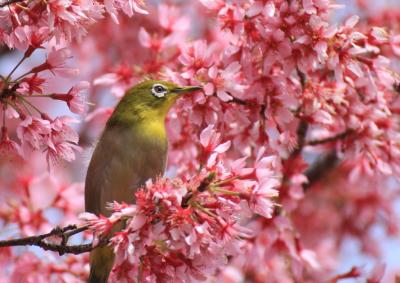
[{"left": 85, "top": 80, "right": 201, "bottom": 283}]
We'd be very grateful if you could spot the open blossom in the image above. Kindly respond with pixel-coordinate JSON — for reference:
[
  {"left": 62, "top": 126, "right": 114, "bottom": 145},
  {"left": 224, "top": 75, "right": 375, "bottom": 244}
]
[
  {"left": 41, "top": 116, "right": 81, "bottom": 165},
  {"left": 105, "top": 0, "right": 148, "bottom": 24},
  {"left": 249, "top": 178, "right": 280, "bottom": 218},
  {"left": 80, "top": 212, "right": 122, "bottom": 236},
  {"left": 51, "top": 81, "right": 90, "bottom": 114},
  {"left": 14, "top": 114, "right": 81, "bottom": 164},
  {"left": 178, "top": 40, "right": 214, "bottom": 78},
  {"left": 199, "top": 124, "right": 231, "bottom": 167},
  {"left": 204, "top": 62, "right": 247, "bottom": 102},
  {"left": 18, "top": 74, "right": 46, "bottom": 95},
  {"left": 31, "top": 48, "right": 79, "bottom": 77},
  {"left": 17, "top": 116, "right": 51, "bottom": 152},
  {"left": 0, "top": 127, "right": 21, "bottom": 157}
]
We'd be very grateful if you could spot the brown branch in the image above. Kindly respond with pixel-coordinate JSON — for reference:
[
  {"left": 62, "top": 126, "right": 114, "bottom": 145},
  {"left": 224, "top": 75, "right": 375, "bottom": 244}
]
[
  {"left": 0, "top": 45, "right": 16, "bottom": 70},
  {"left": 0, "top": 45, "right": 11, "bottom": 57},
  {"left": 290, "top": 120, "right": 308, "bottom": 158},
  {"left": 229, "top": 96, "right": 251, "bottom": 106},
  {"left": 303, "top": 150, "right": 338, "bottom": 191},
  {"left": 0, "top": 224, "right": 104, "bottom": 255},
  {"left": 308, "top": 130, "right": 352, "bottom": 146},
  {"left": 289, "top": 68, "right": 309, "bottom": 158},
  {"left": 297, "top": 68, "right": 307, "bottom": 88},
  {"left": 223, "top": 92, "right": 253, "bottom": 107}
]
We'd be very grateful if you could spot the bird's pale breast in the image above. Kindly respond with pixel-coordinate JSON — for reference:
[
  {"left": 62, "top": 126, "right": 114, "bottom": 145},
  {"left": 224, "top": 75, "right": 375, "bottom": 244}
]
[{"left": 85, "top": 124, "right": 167, "bottom": 216}]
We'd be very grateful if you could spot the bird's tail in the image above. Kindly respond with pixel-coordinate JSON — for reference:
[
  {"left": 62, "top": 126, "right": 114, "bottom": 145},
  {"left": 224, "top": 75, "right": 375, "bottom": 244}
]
[{"left": 88, "top": 246, "right": 115, "bottom": 283}]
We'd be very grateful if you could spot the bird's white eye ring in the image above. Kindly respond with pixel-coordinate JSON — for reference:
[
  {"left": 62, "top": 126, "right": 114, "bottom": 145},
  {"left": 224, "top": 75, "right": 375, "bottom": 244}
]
[{"left": 151, "top": 84, "right": 168, "bottom": 98}]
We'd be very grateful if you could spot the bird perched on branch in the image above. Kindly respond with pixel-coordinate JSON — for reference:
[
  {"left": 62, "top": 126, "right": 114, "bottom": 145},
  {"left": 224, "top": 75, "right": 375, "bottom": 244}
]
[{"left": 84, "top": 80, "right": 201, "bottom": 283}]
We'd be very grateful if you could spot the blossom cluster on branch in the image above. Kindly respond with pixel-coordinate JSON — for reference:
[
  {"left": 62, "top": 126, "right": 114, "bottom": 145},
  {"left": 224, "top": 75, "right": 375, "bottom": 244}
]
[
  {"left": 0, "top": 0, "right": 147, "bottom": 164},
  {"left": 81, "top": 125, "right": 280, "bottom": 282}
]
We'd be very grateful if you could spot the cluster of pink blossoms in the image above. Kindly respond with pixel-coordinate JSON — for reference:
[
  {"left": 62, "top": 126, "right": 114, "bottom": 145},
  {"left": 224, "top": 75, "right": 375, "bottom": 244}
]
[
  {"left": 0, "top": 155, "right": 88, "bottom": 282},
  {"left": 0, "top": 0, "right": 147, "bottom": 164},
  {"left": 81, "top": 126, "right": 281, "bottom": 282}
]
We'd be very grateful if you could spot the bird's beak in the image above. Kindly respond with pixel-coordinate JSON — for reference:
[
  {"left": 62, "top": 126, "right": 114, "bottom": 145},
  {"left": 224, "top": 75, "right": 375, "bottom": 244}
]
[{"left": 172, "top": 86, "right": 203, "bottom": 94}]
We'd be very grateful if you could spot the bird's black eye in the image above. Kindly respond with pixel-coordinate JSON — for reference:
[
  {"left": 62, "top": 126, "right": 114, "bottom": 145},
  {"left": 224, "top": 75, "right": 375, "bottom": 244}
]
[
  {"left": 151, "top": 84, "right": 168, "bottom": 98},
  {"left": 155, "top": 85, "right": 165, "bottom": 92}
]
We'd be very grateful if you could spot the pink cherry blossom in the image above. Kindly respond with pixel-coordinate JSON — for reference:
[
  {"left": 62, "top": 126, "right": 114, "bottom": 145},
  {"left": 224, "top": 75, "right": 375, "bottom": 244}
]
[
  {"left": 249, "top": 178, "right": 280, "bottom": 218},
  {"left": 17, "top": 116, "right": 51, "bottom": 151},
  {"left": 51, "top": 81, "right": 90, "bottom": 114},
  {"left": 31, "top": 48, "right": 79, "bottom": 77},
  {"left": 199, "top": 124, "right": 231, "bottom": 167},
  {"left": 204, "top": 62, "right": 247, "bottom": 102},
  {"left": 18, "top": 74, "right": 46, "bottom": 95},
  {"left": 41, "top": 116, "right": 81, "bottom": 165},
  {"left": 0, "top": 127, "right": 21, "bottom": 157}
]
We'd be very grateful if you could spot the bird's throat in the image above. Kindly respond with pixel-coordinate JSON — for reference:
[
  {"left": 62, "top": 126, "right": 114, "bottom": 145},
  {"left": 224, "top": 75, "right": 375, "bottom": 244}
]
[{"left": 136, "top": 118, "right": 167, "bottom": 142}]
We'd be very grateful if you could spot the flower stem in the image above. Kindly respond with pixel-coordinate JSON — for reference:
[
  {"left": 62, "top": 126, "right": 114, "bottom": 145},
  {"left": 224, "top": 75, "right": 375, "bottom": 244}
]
[
  {"left": 5, "top": 54, "right": 27, "bottom": 82},
  {"left": 8, "top": 100, "right": 25, "bottom": 117},
  {"left": 23, "top": 94, "right": 53, "bottom": 98},
  {"left": 16, "top": 94, "right": 43, "bottom": 115},
  {"left": 13, "top": 70, "right": 34, "bottom": 82},
  {"left": 210, "top": 187, "right": 241, "bottom": 196},
  {"left": 213, "top": 176, "right": 238, "bottom": 186},
  {"left": 193, "top": 202, "right": 217, "bottom": 218}
]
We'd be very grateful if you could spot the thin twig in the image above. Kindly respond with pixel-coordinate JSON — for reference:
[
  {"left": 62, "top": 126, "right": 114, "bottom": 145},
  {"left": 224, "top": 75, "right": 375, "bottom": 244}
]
[
  {"left": 308, "top": 130, "right": 352, "bottom": 146},
  {"left": 0, "top": 224, "right": 103, "bottom": 255},
  {"left": 222, "top": 91, "right": 253, "bottom": 107},
  {"left": 5, "top": 54, "right": 27, "bottom": 81},
  {"left": 297, "top": 68, "right": 307, "bottom": 88},
  {"left": 229, "top": 96, "right": 251, "bottom": 106},
  {"left": 303, "top": 150, "right": 338, "bottom": 191},
  {"left": 290, "top": 120, "right": 308, "bottom": 158},
  {"left": 289, "top": 68, "right": 309, "bottom": 158}
]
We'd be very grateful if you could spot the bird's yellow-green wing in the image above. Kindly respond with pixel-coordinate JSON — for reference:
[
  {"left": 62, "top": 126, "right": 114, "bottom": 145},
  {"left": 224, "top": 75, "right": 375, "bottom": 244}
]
[{"left": 84, "top": 124, "right": 167, "bottom": 283}]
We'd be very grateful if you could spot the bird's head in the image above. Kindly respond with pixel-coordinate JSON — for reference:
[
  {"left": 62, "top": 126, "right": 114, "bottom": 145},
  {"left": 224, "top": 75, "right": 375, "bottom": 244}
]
[{"left": 112, "top": 80, "right": 202, "bottom": 123}]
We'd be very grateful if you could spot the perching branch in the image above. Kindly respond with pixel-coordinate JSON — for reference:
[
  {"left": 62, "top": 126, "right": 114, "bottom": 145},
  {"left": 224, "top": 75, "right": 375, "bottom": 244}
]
[
  {"left": 0, "top": 174, "right": 222, "bottom": 255},
  {"left": 0, "top": 224, "right": 104, "bottom": 255}
]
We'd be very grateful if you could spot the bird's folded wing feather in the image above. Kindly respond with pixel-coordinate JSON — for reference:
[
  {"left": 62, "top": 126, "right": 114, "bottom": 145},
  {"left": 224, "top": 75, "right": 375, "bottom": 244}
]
[{"left": 85, "top": 127, "right": 167, "bottom": 216}]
